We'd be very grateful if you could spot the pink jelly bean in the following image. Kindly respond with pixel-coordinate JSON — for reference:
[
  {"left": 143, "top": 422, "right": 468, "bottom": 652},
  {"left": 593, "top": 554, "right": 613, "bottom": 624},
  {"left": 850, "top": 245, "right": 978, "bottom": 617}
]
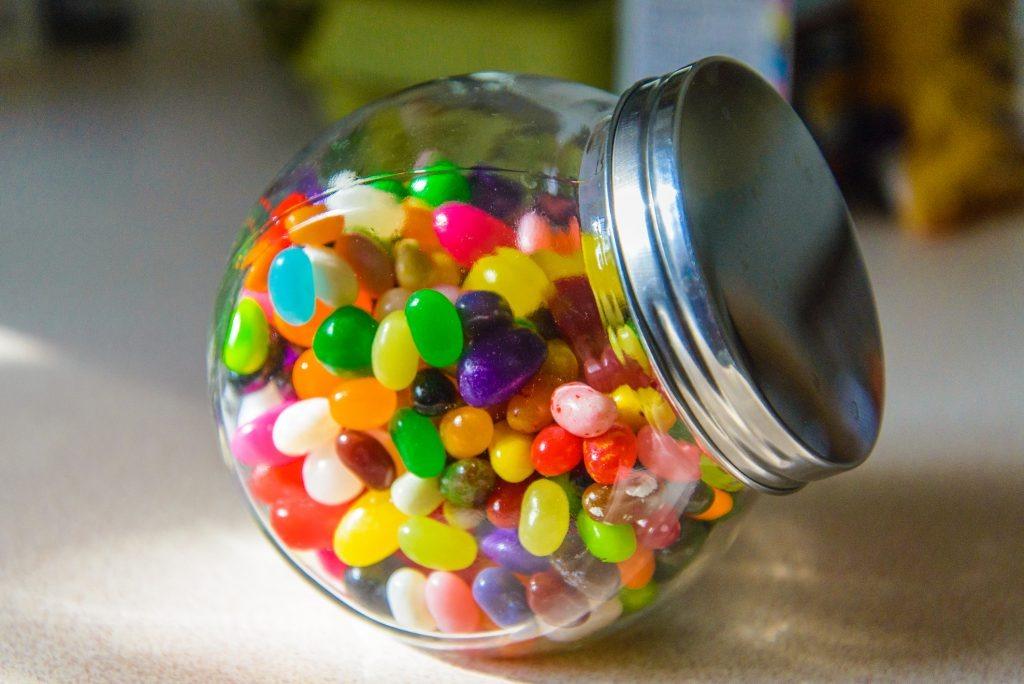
[
  {"left": 517, "top": 211, "right": 554, "bottom": 253},
  {"left": 636, "top": 425, "right": 701, "bottom": 482},
  {"left": 230, "top": 401, "right": 296, "bottom": 467},
  {"left": 316, "top": 548, "right": 347, "bottom": 580},
  {"left": 433, "top": 202, "right": 516, "bottom": 267},
  {"left": 431, "top": 284, "right": 461, "bottom": 303},
  {"left": 425, "top": 571, "right": 481, "bottom": 633},
  {"left": 550, "top": 382, "right": 618, "bottom": 438}
]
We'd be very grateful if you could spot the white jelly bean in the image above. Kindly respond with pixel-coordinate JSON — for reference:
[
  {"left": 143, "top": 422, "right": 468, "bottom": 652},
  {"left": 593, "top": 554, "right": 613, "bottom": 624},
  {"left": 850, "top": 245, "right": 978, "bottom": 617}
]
[
  {"left": 271, "top": 397, "right": 339, "bottom": 456},
  {"left": 324, "top": 184, "right": 403, "bottom": 239},
  {"left": 302, "top": 442, "right": 363, "bottom": 505},
  {"left": 305, "top": 246, "right": 358, "bottom": 308},
  {"left": 544, "top": 598, "right": 623, "bottom": 642},
  {"left": 391, "top": 472, "right": 444, "bottom": 516},
  {"left": 236, "top": 383, "right": 284, "bottom": 427},
  {"left": 386, "top": 568, "right": 435, "bottom": 631}
]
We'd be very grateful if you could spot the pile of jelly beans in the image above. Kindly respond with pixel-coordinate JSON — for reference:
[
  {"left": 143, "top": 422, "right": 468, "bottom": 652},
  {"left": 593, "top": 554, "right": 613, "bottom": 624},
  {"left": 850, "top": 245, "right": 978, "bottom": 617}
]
[{"left": 218, "top": 159, "right": 745, "bottom": 641}]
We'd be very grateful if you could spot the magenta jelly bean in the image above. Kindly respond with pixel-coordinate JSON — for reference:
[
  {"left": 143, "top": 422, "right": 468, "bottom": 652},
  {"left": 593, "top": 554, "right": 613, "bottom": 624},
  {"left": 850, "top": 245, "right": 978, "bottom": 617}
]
[
  {"left": 230, "top": 402, "right": 296, "bottom": 467},
  {"left": 432, "top": 202, "right": 516, "bottom": 267}
]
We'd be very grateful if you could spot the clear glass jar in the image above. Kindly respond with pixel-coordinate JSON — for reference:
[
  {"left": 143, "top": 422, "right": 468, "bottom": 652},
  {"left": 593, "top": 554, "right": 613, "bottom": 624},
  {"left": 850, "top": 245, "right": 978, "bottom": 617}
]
[{"left": 209, "top": 58, "right": 883, "bottom": 655}]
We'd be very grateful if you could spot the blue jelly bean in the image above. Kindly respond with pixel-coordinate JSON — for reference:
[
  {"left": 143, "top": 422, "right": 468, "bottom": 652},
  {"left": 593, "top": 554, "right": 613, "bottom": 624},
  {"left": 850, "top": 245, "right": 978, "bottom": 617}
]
[
  {"left": 268, "top": 246, "right": 316, "bottom": 325},
  {"left": 472, "top": 567, "right": 532, "bottom": 628},
  {"left": 480, "top": 528, "right": 549, "bottom": 574}
]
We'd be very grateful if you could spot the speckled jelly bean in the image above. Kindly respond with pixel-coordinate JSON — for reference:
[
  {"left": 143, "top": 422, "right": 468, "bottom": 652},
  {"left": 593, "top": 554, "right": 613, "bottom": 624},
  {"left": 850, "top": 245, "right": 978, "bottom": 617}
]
[
  {"left": 488, "top": 423, "right": 534, "bottom": 483},
  {"left": 582, "top": 424, "right": 638, "bottom": 485},
  {"left": 439, "top": 457, "right": 495, "bottom": 507},
  {"left": 480, "top": 527, "right": 549, "bottom": 574},
  {"left": 458, "top": 326, "right": 547, "bottom": 407},
  {"left": 371, "top": 310, "right": 419, "bottom": 390},
  {"left": 335, "top": 431, "right": 396, "bottom": 490},
  {"left": 324, "top": 183, "right": 404, "bottom": 239},
  {"left": 390, "top": 408, "right": 446, "bottom": 478},
  {"left": 329, "top": 377, "right": 397, "bottom": 430},
  {"left": 397, "top": 516, "right": 477, "bottom": 571},
  {"left": 223, "top": 297, "right": 271, "bottom": 375},
  {"left": 527, "top": 570, "right": 590, "bottom": 628},
  {"left": 405, "top": 288, "right": 463, "bottom": 367},
  {"left": 576, "top": 509, "right": 636, "bottom": 563},
  {"left": 313, "top": 305, "right": 377, "bottom": 372},
  {"left": 463, "top": 247, "right": 554, "bottom": 317},
  {"left": 386, "top": 567, "right": 435, "bottom": 631},
  {"left": 302, "top": 441, "right": 364, "bottom": 505},
  {"left": 636, "top": 426, "right": 701, "bottom": 482},
  {"left": 439, "top": 407, "right": 494, "bottom": 458},
  {"left": 271, "top": 398, "right": 339, "bottom": 457},
  {"left": 530, "top": 425, "right": 583, "bottom": 476},
  {"left": 425, "top": 571, "right": 480, "bottom": 633},
  {"left": 550, "top": 382, "right": 618, "bottom": 438},
  {"left": 472, "top": 568, "right": 532, "bottom": 628},
  {"left": 433, "top": 202, "right": 516, "bottom": 267},
  {"left": 410, "top": 369, "right": 458, "bottom": 417},
  {"left": 409, "top": 160, "right": 471, "bottom": 207},
  {"left": 231, "top": 402, "right": 295, "bottom": 467},
  {"left": 333, "top": 489, "right": 407, "bottom": 566},
  {"left": 268, "top": 246, "right": 316, "bottom": 326},
  {"left": 455, "top": 290, "right": 515, "bottom": 339},
  {"left": 519, "top": 479, "right": 570, "bottom": 556}
]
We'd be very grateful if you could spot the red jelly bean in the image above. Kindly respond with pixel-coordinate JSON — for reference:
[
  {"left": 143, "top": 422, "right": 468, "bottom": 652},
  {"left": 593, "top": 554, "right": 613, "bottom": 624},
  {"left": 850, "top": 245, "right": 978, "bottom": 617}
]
[
  {"left": 248, "top": 460, "right": 305, "bottom": 505},
  {"left": 582, "top": 424, "right": 638, "bottom": 485},
  {"left": 486, "top": 480, "right": 530, "bottom": 528},
  {"left": 269, "top": 495, "right": 349, "bottom": 550},
  {"left": 634, "top": 506, "right": 682, "bottom": 550},
  {"left": 531, "top": 425, "right": 583, "bottom": 476}
]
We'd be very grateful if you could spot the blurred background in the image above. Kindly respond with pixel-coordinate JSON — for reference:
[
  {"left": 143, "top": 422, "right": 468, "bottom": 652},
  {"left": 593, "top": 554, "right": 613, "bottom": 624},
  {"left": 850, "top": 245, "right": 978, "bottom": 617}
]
[{"left": 1, "top": 1, "right": 1022, "bottom": 681}]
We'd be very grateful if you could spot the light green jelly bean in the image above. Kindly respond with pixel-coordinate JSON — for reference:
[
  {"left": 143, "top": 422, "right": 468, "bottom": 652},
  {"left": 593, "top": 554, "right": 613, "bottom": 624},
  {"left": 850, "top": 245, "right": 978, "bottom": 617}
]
[
  {"left": 397, "top": 515, "right": 477, "bottom": 570},
  {"left": 576, "top": 509, "right": 636, "bottom": 563},
  {"left": 371, "top": 310, "right": 419, "bottom": 390},
  {"left": 699, "top": 455, "right": 743, "bottom": 492},
  {"left": 619, "top": 582, "right": 659, "bottom": 613},
  {"left": 222, "top": 297, "right": 270, "bottom": 375},
  {"left": 518, "top": 479, "right": 569, "bottom": 556},
  {"left": 405, "top": 289, "right": 463, "bottom": 367},
  {"left": 389, "top": 408, "right": 446, "bottom": 478}
]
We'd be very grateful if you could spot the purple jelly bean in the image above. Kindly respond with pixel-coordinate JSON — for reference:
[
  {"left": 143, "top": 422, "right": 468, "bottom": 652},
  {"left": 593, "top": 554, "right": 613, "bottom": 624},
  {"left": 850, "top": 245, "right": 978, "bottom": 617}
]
[
  {"left": 455, "top": 290, "right": 515, "bottom": 339},
  {"left": 458, "top": 327, "right": 547, "bottom": 407},
  {"left": 472, "top": 567, "right": 532, "bottom": 628},
  {"left": 469, "top": 167, "right": 524, "bottom": 222},
  {"left": 481, "top": 528, "right": 549, "bottom": 574},
  {"left": 534, "top": 193, "right": 578, "bottom": 226}
]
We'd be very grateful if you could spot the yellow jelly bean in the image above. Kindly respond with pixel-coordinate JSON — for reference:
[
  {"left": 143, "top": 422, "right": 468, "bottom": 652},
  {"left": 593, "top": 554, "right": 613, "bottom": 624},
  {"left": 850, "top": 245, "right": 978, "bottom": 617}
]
[
  {"left": 488, "top": 423, "right": 534, "bottom": 483},
  {"left": 397, "top": 516, "right": 477, "bottom": 571},
  {"left": 463, "top": 247, "right": 553, "bottom": 317},
  {"left": 610, "top": 385, "right": 646, "bottom": 431},
  {"left": 581, "top": 233, "right": 627, "bottom": 327},
  {"left": 608, "top": 324, "right": 651, "bottom": 373},
  {"left": 333, "top": 489, "right": 408, "bottom": 567},
  {"left": 518, "top": 479, "right": 569, "bottom": 556},
  {"left": 637, "top": 388, "right": 676, "bottom": 431},
  {"left": 531, "top": 249, "right": 584, "bottom": 281},
  {"left": 371, "top": 310, "right": 419, "bottom": 390}
]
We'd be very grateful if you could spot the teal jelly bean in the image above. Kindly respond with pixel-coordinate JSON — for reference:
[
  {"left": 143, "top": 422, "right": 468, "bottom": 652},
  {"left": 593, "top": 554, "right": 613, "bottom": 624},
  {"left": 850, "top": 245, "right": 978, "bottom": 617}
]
[
  {"left": 576, "top": 509, "right": 636, "bottom": 563},
  {"left": 407, "top": 160, "right": 471, "bottom": 207},
  {"left": 313, "top": 306, "right": 378, "bottom": 372},
  {"left": 268, "top": 246, "right": 316, "bottom": 325},
  {"left": 222, "top": 297, "right": 270, "bottom": 375},
  {"left": 405, "top": 289, "right": 464, "bottom": 367},
  {"left": 619, "top": 582, "right": 659, "bottom": 613},
  {"left": 390, "top": 407, "right": 446, "bottom": 477}
]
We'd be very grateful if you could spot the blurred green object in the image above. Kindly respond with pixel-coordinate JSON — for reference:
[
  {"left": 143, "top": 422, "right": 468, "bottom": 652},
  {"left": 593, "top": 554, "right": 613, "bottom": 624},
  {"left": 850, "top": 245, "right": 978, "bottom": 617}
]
[{"left": 280, "top": 0, "right": 614, "bottom": 118}]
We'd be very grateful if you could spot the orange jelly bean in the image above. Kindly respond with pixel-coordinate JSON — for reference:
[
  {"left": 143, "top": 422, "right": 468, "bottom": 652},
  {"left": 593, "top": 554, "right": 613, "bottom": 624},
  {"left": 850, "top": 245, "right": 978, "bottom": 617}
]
[
  {"left": 243, "top": 227, "right": 290, "bottom": 292},
  {"left": 688, "top": 488, "right": 733, "bottom": 521},
  {"left": 284, "top": 205, "right": 346, "bottom": 246},
  {"left": 617, "top": 546, "right": 655, "bottom": 589},
  {"left": 292, "top": 348, "right": 349, "bottom": 399},
  {"left": 330, "top": 377, "right": 398, "bottom": 430},
  {"left": 273, "top": 300, "right": 332, "bottom": 348},
  {"left": 400, "top": 198, "right": 443, "bottom": 252}
]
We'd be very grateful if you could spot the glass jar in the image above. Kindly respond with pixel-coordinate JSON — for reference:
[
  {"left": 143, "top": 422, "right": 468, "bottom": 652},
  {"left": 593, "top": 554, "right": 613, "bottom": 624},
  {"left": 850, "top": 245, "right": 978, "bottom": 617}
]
[{"left": 208, "top": 57, "right": 883, "bottom": 655}]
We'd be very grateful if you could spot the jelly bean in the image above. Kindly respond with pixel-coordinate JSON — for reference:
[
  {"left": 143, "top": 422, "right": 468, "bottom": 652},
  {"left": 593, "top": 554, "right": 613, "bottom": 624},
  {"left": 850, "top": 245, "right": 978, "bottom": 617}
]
[
  {"left": 635, "top": 426, "right": 701, "bottom": 483},
  {"left": 239, "top": 286, "right": 274, "bottom": 323},
  {"left": 439, "top": 457, "right": 495, "bottom": 507},
  {"left": 637, "top": 388, "right": 676, "bottom": 430},
  {"left": 684, "top": 480, "right": 714, "bottom": 515},
  {"left": 618, "top": 582, "right": 658, "bottom": 613},
  {"left": 316, "top": 547, "right": 346, "bottom": 580},
  {"left": 334, "top": 233, "right": 395, "bottom": 296},
  {"left": 530, "top": 249, "right": 584, "bottom": 281},
  {"left": 271, "top": 398, "right": 339, "bottom": 456},
  {"left": 398, "top": 516, "right": 477, "bottom": 571},
  {"left": 652, "top": 519, "right": 710, "bottom": 582},
  {"left": 634, "top": 505, "right": 682, "bottom": 550},
  {"left": 585, "top": 469, "right": 659, "bottom": 525},
  {"left": 617, "top": 546, "right": 655, "bottom": 589},
  {"left": 700, "top": 455, "right": 744, "bottom": 492},
  {"left": 391, "top": 472, "right": 444, "bottom": 516},
  {"left": 507, "top": 379, "right": 555, "bottom": 434},
  {"left": 549, "top": 474, "right": 583, "bottom": 518},
  {"left": 344, "top": 556, "right": 402, "bottom": 616},
  {"left": 480, "top": 527, "right": 549, "bottom": 574},
  {"left": 335, "top": 430, "right": 396, "bottom": 490},
  {"left": 455, "top": 290, "right": 514, "bottom": 339},
  {"left": 517, "top": 211, "right": 554, "bottom": 253},
  {"left": 540, "top": 340, "right": 578, "bottom": 382},
  {"left": 429, "top": 251, "right": 462, "bottom": 286},
  {"left": 409, "top": 160, "right": 471, "bottom": 207},
  {"left": 472, "top": 568, "right": 532, "bottom": 628},
  {"left": 333, "top": 489, "right": 407, "bottom": 566},
  {"left": 373, "top": 287, "right": 411, "bottom": 320},
  {"left": 400, "top": 198, "right": 442, "bottom": 251},
  {"left": 463, "top": 248, "right": 554, "bottom": 317},
  {"left": 609, "top": 385, "right": 645, "bottom": 431},
  {"left": 486, "top": 479, "right": 528, "bottom": 528},
  {"left": 284, "top": 205, "right": 345, "bottom": 246},
  {"left": 248, "top": 459, "right": 304, "bottom": 505},
  {"left": 608, "top": 324, "right": 651, "bottom": 375},
  {"left": 270, "top": 494, "right": 348, "bottom": 550},
  {"left": 394, "top": 238, "right": 434, "bottom": 290},
  {"left": 302, "top": 442, "right": 364, "bottom": 505},
  {"left": 583, "top": 424, "right": 638, "bottom": 485},
  {"left": 433, "top": 202, "right": 516, "bottom": 267},
  {"left": 223, "top": 297, "right": 270, "bottom": 375},
  {"left": 328, "top": 377, "right": 397, "bottom": 430},
  {"left": 439, "top": 407, "right": 494, "bottom": 458},
  {"left": 550, "top": 382, "right": 618, "bottom": 438},
  {"left": 407, "top": 369, "right": 456, "bottom": 417},
  {"left": 549, "top": 526, "right": 620, "bottom": 601},
  {"left": 231, "top": 402, "right": 296, "bottom": 467},
  {"left": 370, "top": 311, "right": 419, "bottom": 391},
  {"left": 313, "top": 305, "right": 377, "bottom": 372},
  {"left": 527, "top": 570, "right": 590, "bottom": 627},
  {"left": 425, "top": 571, "right": 480, "bottom": 633},
  {"left": 431, "top": 284, "right": 461, "bottom": 304},
  {"left": 304, "top": 246, "right": 358, "bottom": 308},
  {"left": 576, "top": 510, "right": 636, "bottom": 563},
  {"left": 273, "top": 300, "right": 332, "bottom": 348},
  {"left": 268, "top": 246, "right": 316, "bottom": 326},
  {"left": 292, "top": 349, "right": 347, "bottom": 399},
  {"left": 488, "top": 423, "right": 534, "bottom": 483},
  {"left": 519, "top": 479, "right": 570, "bottom": 556},
  {"left": 369, "top": 177, "right": 408, "bottom": 199},
  {"left": 324, "top": 183, "right": 404, "bottom": 239},
  {"left": 545, "top": 598, "right": 622, "bottom": 643},
  {"left": 243, "top": 226, "right": 290, "bottom": 293},
  {"left": 531, "top": 425, "right": 583, "bottom": 476},
  {"left": 688, "top": 487, "right": 733, "bottom": 521},
  {"left": 405, "top": 288, "right": 464, "bottom": 367},
  {"left": 442, "top": 501, "right": 486, "bottom": 530},
  {"left": 390, "top": 408, "right": 446, "bottom": 478},
  {"left": 468, "top": 167, "right": 523, "bottom": 221},
  {"left": 386, "top": 568, "right": 435, "bottom": 631},
  {"left": 458, "top": 327, "right": 547, "bottom": 407}
]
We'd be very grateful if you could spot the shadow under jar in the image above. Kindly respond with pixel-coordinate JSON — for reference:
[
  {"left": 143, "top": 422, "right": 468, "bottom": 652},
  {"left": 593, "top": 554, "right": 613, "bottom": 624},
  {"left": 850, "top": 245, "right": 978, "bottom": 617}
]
[{"left": 208, "top": 57, "right": 884, "bottom": 655}]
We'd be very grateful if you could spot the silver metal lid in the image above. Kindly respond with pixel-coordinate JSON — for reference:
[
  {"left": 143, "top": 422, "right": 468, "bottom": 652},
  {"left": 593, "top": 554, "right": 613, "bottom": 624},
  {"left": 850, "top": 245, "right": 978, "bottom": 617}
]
[{"left": 580, "top": 57, "right": 884, "bottom": 494}]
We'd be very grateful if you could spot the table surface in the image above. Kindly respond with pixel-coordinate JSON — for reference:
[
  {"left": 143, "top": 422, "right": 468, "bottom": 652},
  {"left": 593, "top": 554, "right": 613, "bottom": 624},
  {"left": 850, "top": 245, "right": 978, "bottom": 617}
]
[{"left": 2, "top": 3, "right": 1022, "bottom": 682}]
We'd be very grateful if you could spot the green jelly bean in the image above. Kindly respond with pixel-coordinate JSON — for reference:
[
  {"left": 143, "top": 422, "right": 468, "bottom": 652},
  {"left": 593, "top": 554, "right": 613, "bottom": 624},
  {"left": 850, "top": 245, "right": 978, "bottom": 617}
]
[
  {"left": 519, "top": 479, "right": 570, "bottom": 556},
  {"left": 313, "top": 305, "right": 377, "bottom": 372},
  {"left": 407, "top": 159, "right": 471, "bottom": 207},
  {"left": 576, "top": 509, "right": 636, "bottom": 563},
  {"left": 548, "top": 473, "right": 582, "bottom": 517},
  {"left": 369, "top": 177, "right": 408, "bottom": 199},
  {"left": 440, "top": 457, "right": 495, "bottom": 508},
  {"left": 397, "top": 516, "right": 477, "bottom": 571},
  {"left": 222, "top": 297, "right": 270, "bottom": 375},
  {"left": 699, "top": 455, "right": 743, "bottom": 492},
  {"left": 667, "top": 420, "right": 693, "bottom": 441},
  {"left": 619, "top": 582, "right": 659, "bottom": 613},
  {"left": 390, "top": 407, "right": 446, "bottom": 478},
  {"left": 405, "top": 289, "right": 464, "bottom": 367}
]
